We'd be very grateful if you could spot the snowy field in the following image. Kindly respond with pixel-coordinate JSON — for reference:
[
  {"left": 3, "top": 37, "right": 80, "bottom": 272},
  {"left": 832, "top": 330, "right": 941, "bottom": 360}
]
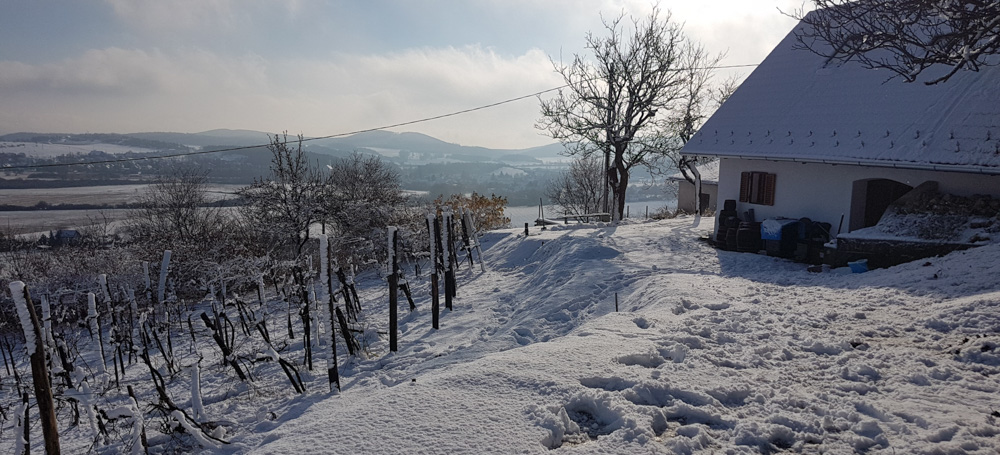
[
  {"left": 0, "top": 184, "right": 243, "bottom": 235},
  {"left": 5, "top": 217, "right": 1000, "bottom": 454}
]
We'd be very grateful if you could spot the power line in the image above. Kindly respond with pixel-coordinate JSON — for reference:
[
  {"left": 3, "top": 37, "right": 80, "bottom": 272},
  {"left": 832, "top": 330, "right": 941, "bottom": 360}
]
[{"left": 3, "top": 62, "right": 759, "bottom": 171}]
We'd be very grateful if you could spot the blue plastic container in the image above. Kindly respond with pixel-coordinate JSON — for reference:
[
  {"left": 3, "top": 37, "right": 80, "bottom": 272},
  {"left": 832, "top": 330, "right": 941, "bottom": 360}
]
[{"left": 848, "top": 259, "right": 868, "bottom": 273}]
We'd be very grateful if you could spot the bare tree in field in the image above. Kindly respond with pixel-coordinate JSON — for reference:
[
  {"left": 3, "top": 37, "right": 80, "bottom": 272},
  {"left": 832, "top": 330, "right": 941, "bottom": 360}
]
[
  {"left": 128, "top": 167, "right": 224, "bottom": 246},
  {"left": 124, "top": 166, "right": 232, "bottom": 295},
  {"left": 238, "top": 134, "right": 327, "bottom": 258},
  {"left": 538, "top": 7, "right": 711, "bottom": 221},
  {"left": 793, "top": 1, "right": 1000, "bottom": 84},
  {"left": 546, "top": 155, "right": 604, "bottom": 217}
]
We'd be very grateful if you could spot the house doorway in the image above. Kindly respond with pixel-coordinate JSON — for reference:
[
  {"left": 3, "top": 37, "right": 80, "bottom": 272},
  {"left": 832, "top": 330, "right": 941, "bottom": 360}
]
[{"left": 849, "top": 179, "right": 914, "bottom": 231}]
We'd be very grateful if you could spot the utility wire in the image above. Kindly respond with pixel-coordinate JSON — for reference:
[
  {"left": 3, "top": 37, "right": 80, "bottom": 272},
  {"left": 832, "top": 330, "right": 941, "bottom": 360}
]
[{"left": 3, "top": 63, "right": 759, "bottom": 171}]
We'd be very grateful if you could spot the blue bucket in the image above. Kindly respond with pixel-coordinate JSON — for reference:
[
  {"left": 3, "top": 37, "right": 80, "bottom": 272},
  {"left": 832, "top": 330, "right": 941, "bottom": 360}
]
[{"left": 848, "top": 259, "right": 868, "bottom": 273}]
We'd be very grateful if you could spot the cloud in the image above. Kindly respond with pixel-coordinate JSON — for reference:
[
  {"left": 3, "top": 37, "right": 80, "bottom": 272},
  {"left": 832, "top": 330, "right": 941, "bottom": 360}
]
[
  {"left": 1, "top": 1, "right": 808, "bottom": 148},
  {"left": 258, "top": 45, "right": 564, "bottom": 148},
  {"left": 104, "top": 0, "right": 239, "bottom": 31},
  {"left": 0, "top": 44, "right": 563, "bottom": 148},
  {"left": 0, "top": 47, "right": 267, "bottom": 96}
]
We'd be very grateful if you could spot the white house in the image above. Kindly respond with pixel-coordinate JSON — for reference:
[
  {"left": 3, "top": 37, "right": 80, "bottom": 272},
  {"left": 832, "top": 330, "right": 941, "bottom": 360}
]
[{"left": 681, "top": 12, "right": 1000, "bottom": 241}]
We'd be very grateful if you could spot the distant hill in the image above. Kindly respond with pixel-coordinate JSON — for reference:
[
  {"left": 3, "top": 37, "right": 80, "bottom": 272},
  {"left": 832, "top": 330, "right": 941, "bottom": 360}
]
[
  {"left": 3, "top": 129, "right": 565, "bottom": 162},
  {"left": 308, "top": 130, "right": 565, "bottom": 161},
  {"left": 128, "top": 130, "right": 270, "bottom": 147}
]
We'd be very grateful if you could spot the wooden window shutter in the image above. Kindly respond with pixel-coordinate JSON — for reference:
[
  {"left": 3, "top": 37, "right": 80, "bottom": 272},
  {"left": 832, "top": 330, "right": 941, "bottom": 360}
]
[
  {"left": 762, "top": 173, "right": 776, "bottom": 205},
  {"left": 739, "top": 172, "right": 750, "bottom": 203}
]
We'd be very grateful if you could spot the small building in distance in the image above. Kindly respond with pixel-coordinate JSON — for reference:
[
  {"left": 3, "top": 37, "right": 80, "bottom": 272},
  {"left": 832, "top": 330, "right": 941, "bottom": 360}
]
[
  {"left": 668, "top": 160, "right": 719, "bottom": 214},
  {"left": 50, "top": 228, "right": 82, "bottom": 247}
]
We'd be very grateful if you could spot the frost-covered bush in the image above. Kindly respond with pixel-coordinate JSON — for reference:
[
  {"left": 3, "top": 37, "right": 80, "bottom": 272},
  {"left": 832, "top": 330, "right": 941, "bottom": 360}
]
[{"left": 434, "top": 192, "right": 510, "bottom": 231}]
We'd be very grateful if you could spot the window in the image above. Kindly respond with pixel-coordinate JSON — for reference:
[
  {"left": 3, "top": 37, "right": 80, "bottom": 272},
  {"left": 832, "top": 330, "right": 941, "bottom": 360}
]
[{"left": 739, "top": 171, "right": 776, "bottom": 205}]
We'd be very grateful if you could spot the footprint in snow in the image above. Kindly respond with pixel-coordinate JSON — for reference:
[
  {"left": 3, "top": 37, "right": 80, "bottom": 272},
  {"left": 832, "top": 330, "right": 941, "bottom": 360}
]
[{"left": 633, "top": 317, "right": 653, "bottom": 329}]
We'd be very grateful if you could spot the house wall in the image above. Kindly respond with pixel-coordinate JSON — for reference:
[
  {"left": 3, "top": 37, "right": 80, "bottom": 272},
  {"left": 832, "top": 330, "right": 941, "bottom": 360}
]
[
  {"left": 715, "top": 158, "right": 1000, "bottom": 237},
  {"left": 677, "top": 181, "right": 719, "bottom": 213}
]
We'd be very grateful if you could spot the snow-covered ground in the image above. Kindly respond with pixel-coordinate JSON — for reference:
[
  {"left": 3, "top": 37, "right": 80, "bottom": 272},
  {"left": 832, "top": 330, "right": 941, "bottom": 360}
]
[
  {"left": 5, "top": 217, "right": 999, "bottom": 454},
  {"left": 245, "top": 218, "right": 999, "bottom": 454}
]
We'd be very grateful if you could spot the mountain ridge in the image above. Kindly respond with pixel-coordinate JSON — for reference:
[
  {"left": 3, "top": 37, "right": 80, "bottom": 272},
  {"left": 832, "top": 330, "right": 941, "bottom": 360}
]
[{"left": 1, "top": 130, "right": 566, "bottom": 159}]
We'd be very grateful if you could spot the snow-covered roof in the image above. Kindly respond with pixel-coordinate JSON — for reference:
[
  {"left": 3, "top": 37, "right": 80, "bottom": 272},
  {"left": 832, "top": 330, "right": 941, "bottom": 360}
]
[
  {"left": 667, "top": 159, "right": 720, "bottom": 184},
  {"left": 682, "top": 12, "right": 1000, "bottom": 174}
]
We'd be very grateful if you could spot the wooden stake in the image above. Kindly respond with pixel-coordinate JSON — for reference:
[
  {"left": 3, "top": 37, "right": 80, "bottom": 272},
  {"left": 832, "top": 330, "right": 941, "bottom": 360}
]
[
  {"left": 388, "top": 227, "right": 399, "bottom": 352},
  {"left": 10, "top": 282, "right": 61, "bottom": 455},
  {"left": 431, "top": 215, "right": 441, "bottom": 329}
]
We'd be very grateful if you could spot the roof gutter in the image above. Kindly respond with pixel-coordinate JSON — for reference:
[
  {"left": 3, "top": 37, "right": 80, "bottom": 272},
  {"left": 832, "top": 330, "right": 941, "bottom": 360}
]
[{"left": 685, "top": 153, "right": 1000, "bottom": 176}]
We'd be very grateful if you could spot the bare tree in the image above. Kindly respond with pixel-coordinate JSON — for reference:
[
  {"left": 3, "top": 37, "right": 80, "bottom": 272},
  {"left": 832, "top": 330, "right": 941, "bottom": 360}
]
[
  {"left": 126, "top": 167, "right": 223, "bottom": 247},
  {"left": 122, "top": 166, "right": 232, "bottom": 297},
  {"left": 324, "top": 152, "right": 409, "bottom": 260},
  {"left": 546, "top": 155, "right": 604, "bottom": 216},
  {"left": 538, "top": 7, "right": 703, "bottom": 221},
  {"left": 793, "top": 1, "right": 1000, "bottom": 85},
  {"left": 237, "top": 134, "right": 327, "bottom": 258}
]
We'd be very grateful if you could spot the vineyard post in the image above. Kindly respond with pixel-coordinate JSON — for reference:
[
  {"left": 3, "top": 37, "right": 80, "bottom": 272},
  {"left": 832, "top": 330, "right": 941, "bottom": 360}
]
[
  {"left": 460, "top": 208, "right": 474, "bottom": 268},
  {"left": 10, "top": 281, "right": 61, "bottom": 455},
  {"left": 326, "top": 293, "right": 341, "bottom": 392},
  {"left": 319, "top": 235, "right": 330, "bottom": 307},
  {"left": 443, "top": 210, "right": 454, "bottom": 311},
  {"left": 142, "top": 260, "right": 152, "bottom": 304},
  {"left": 429, "top": 214, "right": 440, "bottom": 330},
  {"left": 320, "top": 234, "right": 341, "bottom": 391},
  {"left": 448, "top": 210, "right": 458, "bottom": 299},
  {"left": 87, "top": 292, "right": 107, "bottom": 376},
  {"left": 40, "top": 293, "right": 57, "bottom": 386},
  {"left": 156, "top": 251, "right": 171, "bottom": 312},
  {"left": 388, "top": 227, "right": 399, "bottom": 352}
]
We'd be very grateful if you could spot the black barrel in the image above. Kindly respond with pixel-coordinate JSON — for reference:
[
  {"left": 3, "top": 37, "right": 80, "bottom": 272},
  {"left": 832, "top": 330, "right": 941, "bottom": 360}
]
[
  {"left": 725, "top": 227, "right": 738, "bottom": 250},
  {"left": 736, "top": 222, "right": 762, "bottom": 253}
]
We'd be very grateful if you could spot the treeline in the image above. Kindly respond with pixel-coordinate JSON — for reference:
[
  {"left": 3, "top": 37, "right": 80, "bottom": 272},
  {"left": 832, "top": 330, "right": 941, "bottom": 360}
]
[
  {"left": 0, "top": 132, "right": 189, "bottom": 152},
  {"left": 0, "top": 177, "right": 152, "bottom": 189},
  {"left": 0, "top": 199, "right": 242, "bottom": 212}
]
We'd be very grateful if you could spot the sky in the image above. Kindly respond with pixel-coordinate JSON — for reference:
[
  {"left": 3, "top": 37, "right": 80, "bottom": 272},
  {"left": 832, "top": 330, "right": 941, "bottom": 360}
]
[{"left": 0, "top": 1, "right": 807, "bottom": 150}]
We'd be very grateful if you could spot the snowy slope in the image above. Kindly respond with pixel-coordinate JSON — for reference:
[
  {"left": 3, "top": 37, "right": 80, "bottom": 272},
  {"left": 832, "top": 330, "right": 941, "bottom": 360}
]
[{"left": 241, "top": 218, "right": 1000, "bottom": 454}]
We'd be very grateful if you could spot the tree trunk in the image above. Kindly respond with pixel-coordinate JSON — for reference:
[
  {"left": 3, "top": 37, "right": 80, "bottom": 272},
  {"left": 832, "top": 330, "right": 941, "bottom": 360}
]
[
  {"left": 612, "top": 150, "right": 629, "bottom": 221},
  {"left": 685, "top": 161, "right": 703, "bottom": 216}
]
